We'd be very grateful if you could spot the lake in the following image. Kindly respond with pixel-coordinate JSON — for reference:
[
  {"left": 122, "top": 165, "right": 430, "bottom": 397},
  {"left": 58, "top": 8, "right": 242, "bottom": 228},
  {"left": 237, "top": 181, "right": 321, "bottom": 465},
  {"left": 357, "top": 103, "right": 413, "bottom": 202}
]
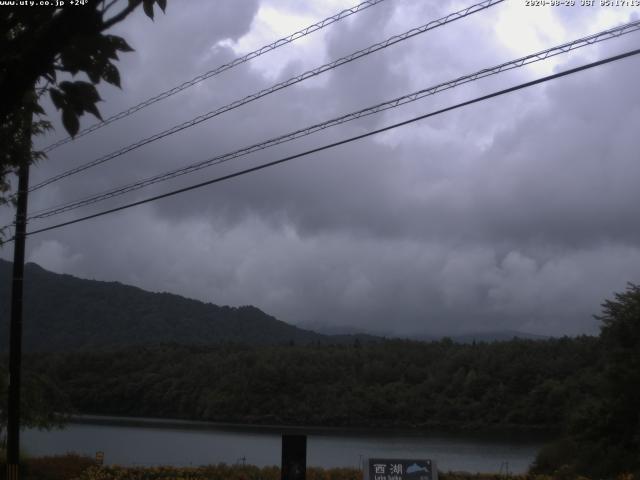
[{"left": 23, "top": 417, "right": 545, "bottom": 473}]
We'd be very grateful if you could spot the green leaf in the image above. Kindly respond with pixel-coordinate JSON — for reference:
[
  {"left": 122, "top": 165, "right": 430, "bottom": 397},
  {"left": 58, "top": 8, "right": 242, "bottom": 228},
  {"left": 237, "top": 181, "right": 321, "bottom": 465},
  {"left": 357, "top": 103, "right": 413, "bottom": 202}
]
[
  {"left": 97, "top": 35, "right": 119, "bottom": 60},
  {"left": 86, "top": 66, "right": 101, "bottom": 84},
  {"left": 49, "top": 88, "right": 65, "bottom": 110},
  {"left": 58, "top": 81, "right": 75, "bottom": 96},
  {"left": 32, "top": 119, "right": 52, "bottom": 136},
  {"left": 156, "top": 0, "right": 167, "bottom": 12},
  {"left": 108, "top": 35, "right": 134, "bottom": 53},
  {"left": 62, "top": 108, "right": 79, "bottom": 137},
  {"left": 62, "top": 81, "right": 101, "bottom": 104},
  {"left": 75, "top": 83, "right": 102, "bottom": 118},
  {"left": 57, "top": 81, "right": 102, "bottom": 121},
  {"left": 143, "top": 0, "right": 154, "bottom": 20},
  {"left": 102, "top": 63, "right": 121, "bottom": 88},
  {"left": 84, "top": 102, "right": 103, "bottom": 121},
  {"left": 32, "top": 103, "right": 46, "bottom": 116},
  {"left": 59, "top": 44, "right": 84, "bottom": 74}
]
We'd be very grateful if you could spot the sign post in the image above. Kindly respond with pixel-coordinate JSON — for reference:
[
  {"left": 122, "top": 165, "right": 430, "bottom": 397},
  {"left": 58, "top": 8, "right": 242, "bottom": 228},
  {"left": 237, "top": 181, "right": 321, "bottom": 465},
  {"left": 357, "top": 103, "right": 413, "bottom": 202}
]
[
  {"left": 281, "top": 434, "right": 306, "bottom": 480},
  {"left": 366, "top": 459, "right": 437, "bottom": 480}
]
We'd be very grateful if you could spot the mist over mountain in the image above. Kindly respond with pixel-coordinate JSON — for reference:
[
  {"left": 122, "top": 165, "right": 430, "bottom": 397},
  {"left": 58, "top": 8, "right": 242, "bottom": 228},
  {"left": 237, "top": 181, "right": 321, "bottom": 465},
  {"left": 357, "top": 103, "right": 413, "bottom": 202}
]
[{"left": 301, "top": 320, "right": 548, "bottom": 343}]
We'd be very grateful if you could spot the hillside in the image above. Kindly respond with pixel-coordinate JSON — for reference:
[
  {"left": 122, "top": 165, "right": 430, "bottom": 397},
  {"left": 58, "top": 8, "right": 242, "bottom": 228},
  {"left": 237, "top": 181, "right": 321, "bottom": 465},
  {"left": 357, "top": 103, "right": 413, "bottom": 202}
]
[
  {"left": 0, "top": 260, "right": 543, "bottom": 352},
  {"left": 0, "top": 260, "right": 352, "bottom": 351},
  {"left": 25, "top": 337, "right": 600, "bottom": 430}
]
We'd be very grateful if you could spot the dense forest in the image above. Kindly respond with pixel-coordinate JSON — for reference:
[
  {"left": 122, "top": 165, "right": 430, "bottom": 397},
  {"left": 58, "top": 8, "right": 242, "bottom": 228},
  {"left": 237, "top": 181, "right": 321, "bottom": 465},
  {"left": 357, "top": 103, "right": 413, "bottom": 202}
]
[{"left": 21, "top": 337, "right": 599, "bottom": 430}]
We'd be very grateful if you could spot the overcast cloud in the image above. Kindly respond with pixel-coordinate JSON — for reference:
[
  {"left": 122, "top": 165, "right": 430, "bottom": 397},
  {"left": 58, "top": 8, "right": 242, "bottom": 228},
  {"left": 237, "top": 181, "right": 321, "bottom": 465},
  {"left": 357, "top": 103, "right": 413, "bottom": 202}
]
[{"left": 2, "top": 0, "right": 640, "bottom": 336}]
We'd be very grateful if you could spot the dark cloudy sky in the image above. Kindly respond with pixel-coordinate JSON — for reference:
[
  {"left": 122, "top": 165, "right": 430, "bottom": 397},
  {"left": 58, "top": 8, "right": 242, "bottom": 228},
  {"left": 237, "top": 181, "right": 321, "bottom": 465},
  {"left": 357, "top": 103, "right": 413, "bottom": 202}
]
[{"left": 2, "top": 0, "right": 640, "bottom": 337}]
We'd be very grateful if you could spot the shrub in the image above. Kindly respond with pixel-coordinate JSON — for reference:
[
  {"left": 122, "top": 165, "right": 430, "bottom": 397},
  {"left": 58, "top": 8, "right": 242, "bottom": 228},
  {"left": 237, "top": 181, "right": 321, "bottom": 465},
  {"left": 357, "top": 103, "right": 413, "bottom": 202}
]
[{"left": 24, "top": 453, "right": 96, "bottom": 480}]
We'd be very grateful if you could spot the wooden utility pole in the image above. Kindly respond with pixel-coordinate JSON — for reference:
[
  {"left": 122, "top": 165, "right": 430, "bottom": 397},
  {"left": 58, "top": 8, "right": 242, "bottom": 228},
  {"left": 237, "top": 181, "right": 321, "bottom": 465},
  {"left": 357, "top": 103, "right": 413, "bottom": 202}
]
[{"left": 6, "top": 99, "right": 33, "bottom": 480}]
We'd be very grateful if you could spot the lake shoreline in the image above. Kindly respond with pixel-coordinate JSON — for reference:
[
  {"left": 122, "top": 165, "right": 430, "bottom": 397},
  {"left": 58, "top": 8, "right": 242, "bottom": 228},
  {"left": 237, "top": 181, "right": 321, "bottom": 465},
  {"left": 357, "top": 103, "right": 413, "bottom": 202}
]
[
  {"left": 28, "top": 418, "right": 545, "bottom": 472},
  {"left": 68, "top": 414, "right": 556, "bottom": 442}
]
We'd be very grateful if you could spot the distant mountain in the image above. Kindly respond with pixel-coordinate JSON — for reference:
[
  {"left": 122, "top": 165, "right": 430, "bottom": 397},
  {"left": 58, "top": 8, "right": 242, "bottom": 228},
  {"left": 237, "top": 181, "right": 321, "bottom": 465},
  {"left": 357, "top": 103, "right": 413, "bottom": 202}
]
[
  {"left": 0, "top": 260, "right": 369, "bottom": 352},
  {"left": 299, "top": 321, "right": 384, "bottom": 340},
  {"left": 303, "top": 322, "right": 548, "bottom": 344},
  {"left": 396, "top": 330, "right": 549, "bottom": 343},
  {"left": 448, "top": 330, "right": 550, "bottom": 343}
]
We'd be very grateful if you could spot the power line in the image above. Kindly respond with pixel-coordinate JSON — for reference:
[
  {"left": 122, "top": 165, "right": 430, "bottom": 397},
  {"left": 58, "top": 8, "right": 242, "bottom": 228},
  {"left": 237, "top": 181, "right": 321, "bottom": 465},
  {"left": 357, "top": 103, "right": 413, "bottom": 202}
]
[
  {"left": 28, "top": 0, "right": 504, "bottom": 193},
  {"left": 18, "top": 47, "right": 640, "bottom": 240},
  {"left": 40, "top": 0, "right": 390, "bottom": 153},
  {"left": 26, "top": 19, "right": 640, "bottom": 221}
]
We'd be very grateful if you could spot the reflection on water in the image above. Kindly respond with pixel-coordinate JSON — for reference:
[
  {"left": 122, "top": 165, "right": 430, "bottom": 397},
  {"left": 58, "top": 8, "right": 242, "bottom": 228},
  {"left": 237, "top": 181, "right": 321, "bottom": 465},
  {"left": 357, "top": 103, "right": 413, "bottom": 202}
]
[{"left": 24, "top": 421, "right": 543, "bottom": 473}]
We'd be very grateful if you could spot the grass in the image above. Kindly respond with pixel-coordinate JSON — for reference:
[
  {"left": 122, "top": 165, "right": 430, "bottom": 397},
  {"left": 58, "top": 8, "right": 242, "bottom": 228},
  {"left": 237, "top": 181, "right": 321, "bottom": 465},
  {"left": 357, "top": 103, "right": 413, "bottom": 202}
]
[{"left": 0, "top": 454, "right": 635, "bottom": 480}]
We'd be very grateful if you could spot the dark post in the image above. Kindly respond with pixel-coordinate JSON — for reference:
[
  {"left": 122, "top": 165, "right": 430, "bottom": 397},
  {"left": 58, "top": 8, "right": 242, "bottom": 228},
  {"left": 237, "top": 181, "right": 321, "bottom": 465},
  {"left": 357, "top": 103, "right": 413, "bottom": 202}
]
[
  {"left": 281, "top": 434, "right": 306, "bottom": 480},
  {"left": 6, "top": 100, "right": 32, "bottom": 480}
]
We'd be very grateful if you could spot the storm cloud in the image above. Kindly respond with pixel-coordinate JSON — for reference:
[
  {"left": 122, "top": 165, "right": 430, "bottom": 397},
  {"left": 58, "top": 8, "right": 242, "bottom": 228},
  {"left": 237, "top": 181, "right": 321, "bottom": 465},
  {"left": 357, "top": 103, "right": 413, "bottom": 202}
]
[{"left": 3, "top": 0, "right": 640, "bottom": 336}]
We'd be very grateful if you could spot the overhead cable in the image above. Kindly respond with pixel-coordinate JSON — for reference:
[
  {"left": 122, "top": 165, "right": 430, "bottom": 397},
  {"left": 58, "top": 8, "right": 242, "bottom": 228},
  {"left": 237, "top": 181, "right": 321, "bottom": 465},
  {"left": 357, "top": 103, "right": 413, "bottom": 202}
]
[
  {"left": 41, "top": 0, "right": 391, "bottom": 153},
  {"left": 19, "top": 47, "right": 640, "bottom": 239},
  {"left": 28, "top": 0, "right": 504, "bottom": 193},
  {"left": 27, "top": 19, "right": 640, "bottom": 221}
]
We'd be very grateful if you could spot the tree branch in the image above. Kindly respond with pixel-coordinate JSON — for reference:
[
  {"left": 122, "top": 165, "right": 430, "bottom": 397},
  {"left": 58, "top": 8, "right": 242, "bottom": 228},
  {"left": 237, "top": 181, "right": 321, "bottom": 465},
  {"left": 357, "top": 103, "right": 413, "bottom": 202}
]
[
  {"left": 102, "top": 0, "right": 142, "bottom": 30},
  {"left": 102, "top": 0, "right": 121, "bottom": 14}
]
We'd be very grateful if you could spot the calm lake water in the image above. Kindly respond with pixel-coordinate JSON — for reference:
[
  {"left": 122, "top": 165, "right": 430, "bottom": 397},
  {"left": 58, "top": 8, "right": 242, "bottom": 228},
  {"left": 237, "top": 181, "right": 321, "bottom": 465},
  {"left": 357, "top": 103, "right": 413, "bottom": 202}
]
[{"left": 23, "top": 418, "right": 545, "bottom": 473}]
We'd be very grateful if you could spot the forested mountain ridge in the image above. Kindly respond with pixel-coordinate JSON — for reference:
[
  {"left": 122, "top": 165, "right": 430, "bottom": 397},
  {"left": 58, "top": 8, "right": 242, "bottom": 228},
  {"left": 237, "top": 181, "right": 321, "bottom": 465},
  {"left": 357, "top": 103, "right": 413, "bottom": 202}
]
[
  {"left": 0, "top": 260, "right": 547, "bottom": 352},
  {"left": 0, "top": 259, "right": 374, "bottom": 351}
]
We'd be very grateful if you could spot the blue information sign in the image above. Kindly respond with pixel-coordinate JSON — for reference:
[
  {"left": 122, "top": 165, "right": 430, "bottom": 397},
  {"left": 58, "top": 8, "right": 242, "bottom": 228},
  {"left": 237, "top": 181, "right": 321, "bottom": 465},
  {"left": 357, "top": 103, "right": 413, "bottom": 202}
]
[{"left": 368, "top": 458, "right": 435, "bottom": 480}]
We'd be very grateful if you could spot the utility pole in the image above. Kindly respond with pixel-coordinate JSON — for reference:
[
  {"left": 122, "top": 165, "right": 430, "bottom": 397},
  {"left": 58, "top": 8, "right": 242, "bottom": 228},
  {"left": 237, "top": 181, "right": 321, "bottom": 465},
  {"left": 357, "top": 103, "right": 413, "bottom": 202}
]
[{"left": 6, "top": 98, "right": 33, "bottom": 480}]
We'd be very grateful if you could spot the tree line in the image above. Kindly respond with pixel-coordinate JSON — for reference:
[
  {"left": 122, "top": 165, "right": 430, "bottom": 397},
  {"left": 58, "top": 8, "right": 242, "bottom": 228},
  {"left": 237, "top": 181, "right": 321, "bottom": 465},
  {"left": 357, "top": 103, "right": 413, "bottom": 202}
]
[{"left": 20, "top": 337, "right": 600, "bottom": 431}]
